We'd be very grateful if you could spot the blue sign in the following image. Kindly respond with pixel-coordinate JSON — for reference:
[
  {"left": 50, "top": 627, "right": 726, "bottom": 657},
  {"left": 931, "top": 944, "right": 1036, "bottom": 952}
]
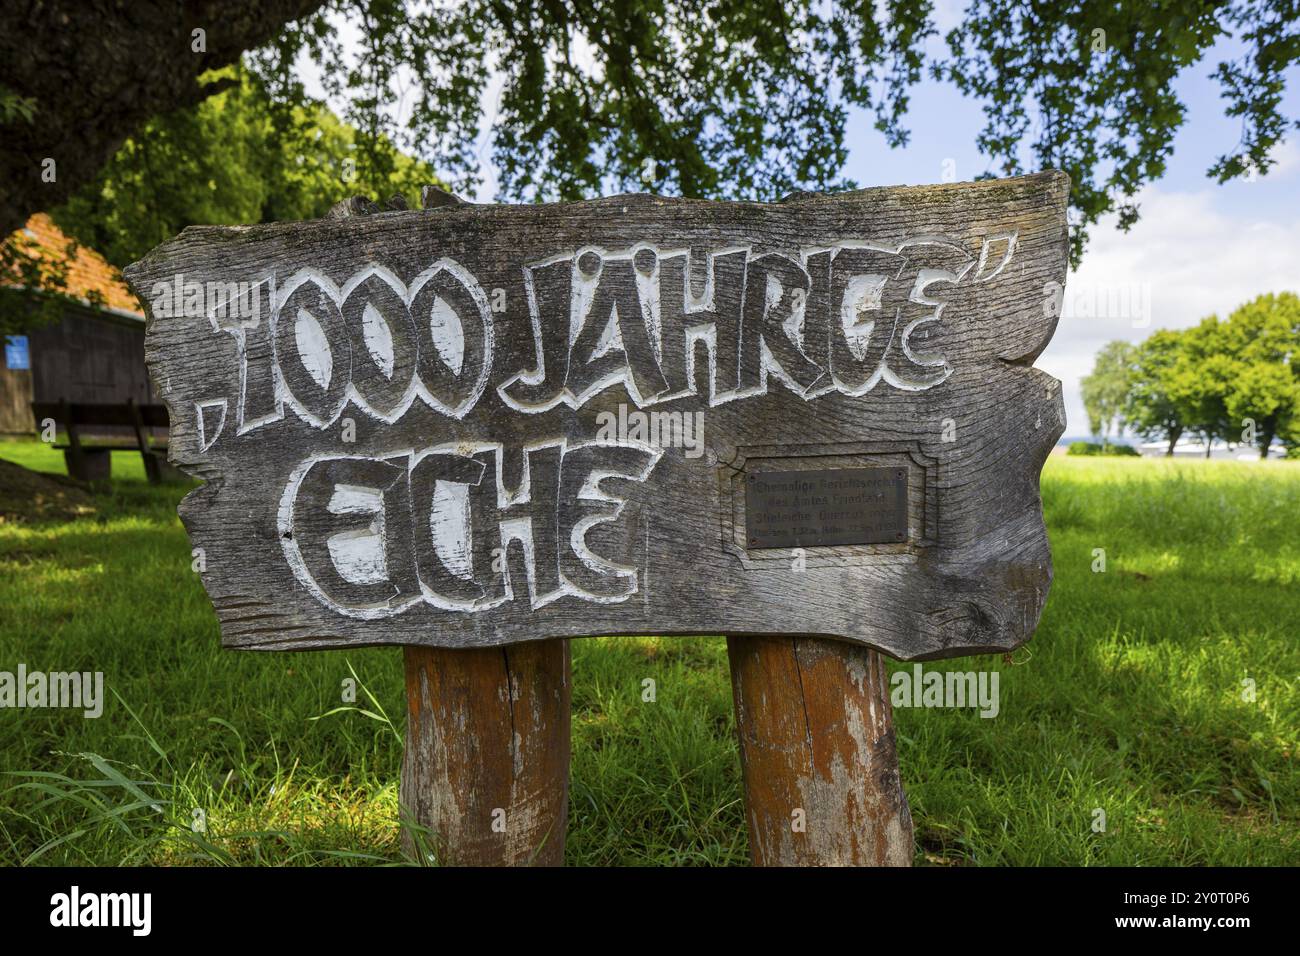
[{"left": 4, "top": 335, "right": 29, "bottom": 371}]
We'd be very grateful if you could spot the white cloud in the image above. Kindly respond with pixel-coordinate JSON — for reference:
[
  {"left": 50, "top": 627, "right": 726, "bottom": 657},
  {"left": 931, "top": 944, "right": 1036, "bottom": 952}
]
[
  {"left": 1267, "top": 137, "right": 1300, "bottom": 177},
  {"left": 1037, "top": 184, "right": 1300, "bottom": 435}
]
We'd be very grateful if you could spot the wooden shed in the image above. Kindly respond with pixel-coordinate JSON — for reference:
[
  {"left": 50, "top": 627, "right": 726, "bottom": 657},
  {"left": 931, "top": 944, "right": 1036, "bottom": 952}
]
[{"left": 1, "top": 215, "right": 150, "bottom": 434}]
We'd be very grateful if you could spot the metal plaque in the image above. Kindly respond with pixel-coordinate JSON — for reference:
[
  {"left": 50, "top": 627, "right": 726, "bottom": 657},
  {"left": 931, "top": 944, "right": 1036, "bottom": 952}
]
[{"left": 745, "top": 466, "right": 909, "bottom": 549}]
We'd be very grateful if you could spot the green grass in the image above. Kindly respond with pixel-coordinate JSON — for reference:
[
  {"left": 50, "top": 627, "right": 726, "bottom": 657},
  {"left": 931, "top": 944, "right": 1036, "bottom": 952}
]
[{"left": 0, "top": 440, "right": 1295, "bottom": 865}]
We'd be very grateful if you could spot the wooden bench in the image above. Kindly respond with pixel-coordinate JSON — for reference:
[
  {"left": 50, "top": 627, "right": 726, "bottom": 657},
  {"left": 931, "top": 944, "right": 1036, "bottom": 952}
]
[{"left": 30, "top": 399, "right": 173, "bottom": 484}]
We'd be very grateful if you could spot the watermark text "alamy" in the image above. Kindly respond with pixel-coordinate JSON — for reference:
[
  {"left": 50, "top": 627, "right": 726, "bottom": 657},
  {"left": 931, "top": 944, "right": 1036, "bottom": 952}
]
[
  {"left": 891, "top": 664, "right": 999, "bottom": 718},
  {"left": 1, "top": 665, "right": 103, "bottom": 718},
  {"left": 50, "top": 886, "right": 150, "bottom": 936},
  {"left": 595, "top": 404, "right": 705, "bottom": 459}
]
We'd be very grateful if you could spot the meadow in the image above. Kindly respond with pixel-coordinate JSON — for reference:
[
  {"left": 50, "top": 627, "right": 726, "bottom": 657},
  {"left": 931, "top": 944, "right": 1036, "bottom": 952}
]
[{"left": 0, "top": 439, "right": 1295, "bottom": 866}]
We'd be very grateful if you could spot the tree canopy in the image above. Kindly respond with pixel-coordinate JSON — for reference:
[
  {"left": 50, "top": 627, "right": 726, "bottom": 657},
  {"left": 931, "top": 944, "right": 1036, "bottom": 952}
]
[
  {"left": 1, "top": 69, "right": 436, "bottom": 331},
  {"left": 53, "top": 70, "right": 437, "bottom": 269},
  {"left": 3, "top": 0, "right": 1298, "bottom": 261}
]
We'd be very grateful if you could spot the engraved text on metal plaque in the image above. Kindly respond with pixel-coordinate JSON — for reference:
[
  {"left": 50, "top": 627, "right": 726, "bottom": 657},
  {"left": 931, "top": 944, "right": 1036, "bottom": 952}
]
[{"left": 745, "top": 466, "right": 909, "bottom": 549}]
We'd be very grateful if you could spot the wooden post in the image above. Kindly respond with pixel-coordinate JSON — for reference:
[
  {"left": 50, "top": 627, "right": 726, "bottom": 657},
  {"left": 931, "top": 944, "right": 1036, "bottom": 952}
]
[
  {"left": 399, "top": 640, "right": 571, "bottom": 866},
  {"left": 126, "top": 396, "right": 160, "bottom": 484},
  {"left": 59, "top": 398, "right": 85, "bottom": 481},
  {"left": 726, "top": 634, "right": 913, "bottom": 866}
]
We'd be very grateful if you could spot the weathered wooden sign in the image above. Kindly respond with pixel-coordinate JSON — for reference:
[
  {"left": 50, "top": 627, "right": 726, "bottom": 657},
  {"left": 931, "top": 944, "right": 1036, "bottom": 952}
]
[{"left": 123, "top": 172, "right": 1067, "bottom": 662}]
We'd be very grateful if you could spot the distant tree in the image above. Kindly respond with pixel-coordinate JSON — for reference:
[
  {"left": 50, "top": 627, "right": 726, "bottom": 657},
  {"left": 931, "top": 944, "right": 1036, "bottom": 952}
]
[
  {"left": 1217, "top": 292, "right": 1300, "bottom": 457},
  {"left": 1126, "top": 329, "right": 1189, "bottom": 455},
  {"left": 1081, "top": 341, "right": 1136, "bottom": 444},
  {"left": 1168, "top": 317, "right": 1236, "bottom": 458},
  {"left": 1120, "top": 296, "right": 1299, "bottom": 461}
]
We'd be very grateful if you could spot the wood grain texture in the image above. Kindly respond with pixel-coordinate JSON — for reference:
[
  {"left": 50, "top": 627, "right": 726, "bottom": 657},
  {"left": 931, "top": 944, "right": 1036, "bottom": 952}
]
[
  {"left": 123, "top": 172, "right": 1068, "bottom": 660},
  {"left": 727, "top": 634, "right": 913, "bottom": 866},
  {"left": 400, "top": 640, "right": 571, "bottom": 866}
]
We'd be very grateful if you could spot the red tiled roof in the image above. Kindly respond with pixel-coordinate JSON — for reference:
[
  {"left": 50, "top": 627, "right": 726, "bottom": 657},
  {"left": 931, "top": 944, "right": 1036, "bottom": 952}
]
[{"left": 3, "top": 214, "right": 144, "bottom": 317}]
